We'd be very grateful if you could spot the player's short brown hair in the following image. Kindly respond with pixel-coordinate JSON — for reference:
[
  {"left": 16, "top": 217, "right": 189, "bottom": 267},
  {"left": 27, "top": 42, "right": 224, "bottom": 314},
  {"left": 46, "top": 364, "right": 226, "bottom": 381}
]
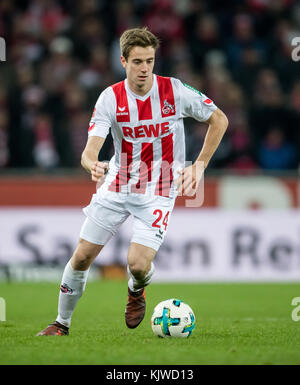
[{"left": 120, "top": 27, "right": 160, "bottom": 61}]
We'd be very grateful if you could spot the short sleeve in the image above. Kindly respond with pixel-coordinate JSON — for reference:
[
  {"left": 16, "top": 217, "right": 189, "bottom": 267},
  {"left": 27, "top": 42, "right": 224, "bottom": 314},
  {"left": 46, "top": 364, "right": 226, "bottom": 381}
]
[
  {"left": 175, "top": 79, "right": 218, "bottom": 122},
  {"left": 88, "top": 87, "right": 114, "bottom": 138}
]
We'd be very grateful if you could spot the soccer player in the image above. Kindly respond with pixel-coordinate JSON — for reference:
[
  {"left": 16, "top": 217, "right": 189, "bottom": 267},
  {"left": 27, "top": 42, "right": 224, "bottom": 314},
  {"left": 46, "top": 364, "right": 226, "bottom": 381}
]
[{"left": 37, "top": 27, "right": 228, "bottom": 336}]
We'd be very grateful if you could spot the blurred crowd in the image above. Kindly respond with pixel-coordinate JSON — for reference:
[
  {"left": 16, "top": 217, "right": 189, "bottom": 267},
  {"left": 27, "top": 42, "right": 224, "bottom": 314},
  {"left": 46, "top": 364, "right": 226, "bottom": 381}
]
[{"left": 0, "top": 0, "right": 299, "bottom": 172}]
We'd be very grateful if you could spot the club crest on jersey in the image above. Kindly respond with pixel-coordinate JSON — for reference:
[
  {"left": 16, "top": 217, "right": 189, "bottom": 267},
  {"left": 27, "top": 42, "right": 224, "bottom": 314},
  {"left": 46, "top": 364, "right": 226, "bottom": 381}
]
[{"left": 162, "top": 99, "right": 175, "bottom": 116}]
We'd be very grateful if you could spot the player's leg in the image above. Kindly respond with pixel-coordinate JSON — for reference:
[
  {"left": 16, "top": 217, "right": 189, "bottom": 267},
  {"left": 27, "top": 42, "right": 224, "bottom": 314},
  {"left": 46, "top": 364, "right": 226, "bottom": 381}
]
[
  {"left": 125, "top": 242, "right": 156, "bottom": 329},
  {"left": 37, "top": 238, "right": 103, "bottom": 336},
  {"left": 127, "top": 242, "right": 156, "bottom": 292},
  {"left": 55, "top": 237, "right": 104, "bottom": 330},
  {"left": 36, "top": 218, "right": 111, "bottom": 336},
  {"left": 124, "top": 196, "right": 175, "bottom": 329}
]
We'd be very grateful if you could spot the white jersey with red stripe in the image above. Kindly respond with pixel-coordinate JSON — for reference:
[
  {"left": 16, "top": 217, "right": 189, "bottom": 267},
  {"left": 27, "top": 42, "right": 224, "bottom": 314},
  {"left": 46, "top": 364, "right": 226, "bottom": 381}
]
[{"left": 88, "top": 74, "right": 217, "bottom": 199}]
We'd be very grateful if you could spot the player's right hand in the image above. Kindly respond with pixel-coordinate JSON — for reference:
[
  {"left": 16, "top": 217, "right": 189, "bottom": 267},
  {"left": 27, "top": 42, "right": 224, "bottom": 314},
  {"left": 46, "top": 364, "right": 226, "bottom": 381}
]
[{"left": 90, "top": 161, "right": 109, "bottom": 182}]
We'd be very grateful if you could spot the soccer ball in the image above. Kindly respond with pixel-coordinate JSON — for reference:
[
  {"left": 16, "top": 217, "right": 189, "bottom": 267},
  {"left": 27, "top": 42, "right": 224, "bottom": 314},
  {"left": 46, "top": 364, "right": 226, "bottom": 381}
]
[{"left": 151, "top": 298, "right": 195, "bottom": 338}]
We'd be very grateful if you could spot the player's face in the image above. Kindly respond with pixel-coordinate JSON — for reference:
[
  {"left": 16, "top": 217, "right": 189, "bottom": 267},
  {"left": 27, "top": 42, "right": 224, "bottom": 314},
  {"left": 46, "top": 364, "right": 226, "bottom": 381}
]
[{"left": 121, "top": 46, "right": 155, "bottom": 93}]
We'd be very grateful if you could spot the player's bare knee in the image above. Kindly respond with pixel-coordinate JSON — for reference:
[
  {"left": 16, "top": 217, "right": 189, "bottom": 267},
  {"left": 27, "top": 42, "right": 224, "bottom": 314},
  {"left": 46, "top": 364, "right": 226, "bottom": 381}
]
[
  {"left": 71, "top": 253, "right": 89, "bottom": 270},
  {"left": 72, "top": 247, "right": 96, "bottom": 270},
  {"left": 71, "top": 239, "right": 102, "bottom": 270},
  {"left": 128, "top": 261, "right": 148, "bottom": 280}
]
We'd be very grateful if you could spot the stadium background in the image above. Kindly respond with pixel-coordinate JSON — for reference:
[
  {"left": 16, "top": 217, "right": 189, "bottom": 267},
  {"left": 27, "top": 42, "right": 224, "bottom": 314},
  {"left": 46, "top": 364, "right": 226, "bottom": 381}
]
[{"left": 0, "top": 0, "right": 299, "bottom": 282}]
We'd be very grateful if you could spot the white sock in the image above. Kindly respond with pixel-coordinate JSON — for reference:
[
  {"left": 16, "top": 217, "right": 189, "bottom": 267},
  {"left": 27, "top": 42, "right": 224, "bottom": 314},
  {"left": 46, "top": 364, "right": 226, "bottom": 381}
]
[
  {"left": 56, "top": 260, "right": 89, "bottom": 328},
  {"left": 128, "top": 262, "right": 155, "bottom": 292}
]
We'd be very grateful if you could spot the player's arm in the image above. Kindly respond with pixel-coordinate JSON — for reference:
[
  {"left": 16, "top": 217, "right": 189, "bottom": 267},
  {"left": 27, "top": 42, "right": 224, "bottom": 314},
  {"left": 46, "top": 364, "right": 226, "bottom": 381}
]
[
  {"left": 81, "top": 136, "right": 108, "bottom": 182},
  {"left": 195, "top": 108, "right": 228, "bottom": 169},
  {"left": 176, "top": 108, "right": 228, "bottom": 195},
  {"left": 82, "top": 86, "right": 113, "bottom": 182}
]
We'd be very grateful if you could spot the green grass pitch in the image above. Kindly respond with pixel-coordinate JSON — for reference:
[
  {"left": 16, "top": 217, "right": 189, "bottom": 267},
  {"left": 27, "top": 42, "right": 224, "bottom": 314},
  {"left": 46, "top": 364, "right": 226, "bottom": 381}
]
[{"left": 0, "top": 280, "right": 299, "bottom": 365}]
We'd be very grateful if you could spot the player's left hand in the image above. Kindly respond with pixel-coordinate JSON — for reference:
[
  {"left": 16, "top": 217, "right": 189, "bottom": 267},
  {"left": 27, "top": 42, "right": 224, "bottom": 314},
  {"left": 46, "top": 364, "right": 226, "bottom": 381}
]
[{"left": 175, "top": 161, "right": 204, "bottom": 196}]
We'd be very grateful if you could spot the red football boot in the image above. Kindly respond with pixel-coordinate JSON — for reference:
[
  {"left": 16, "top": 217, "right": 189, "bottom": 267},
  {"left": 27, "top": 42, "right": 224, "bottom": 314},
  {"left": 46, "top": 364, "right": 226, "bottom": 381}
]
[
  {"left": 36, "top": 321, "right": 69, "bottom": 336},
  {"left": 125, "top": 287, "right": 146, "bottom": 329}
]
